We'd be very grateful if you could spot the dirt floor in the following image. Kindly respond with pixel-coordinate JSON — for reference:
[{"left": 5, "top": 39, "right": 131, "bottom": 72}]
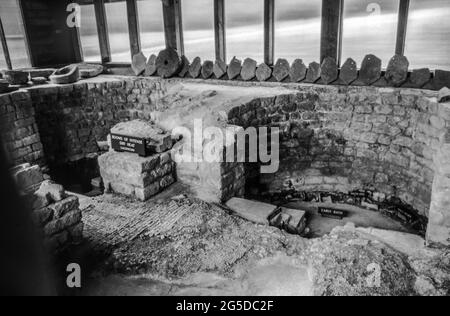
[{"left": 69, "top": 185, "right": 449, "bottom": 296}]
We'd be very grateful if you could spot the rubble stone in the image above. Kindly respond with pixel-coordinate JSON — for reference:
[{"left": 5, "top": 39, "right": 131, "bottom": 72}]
[{"left": 273, "top": 59, "right": 290, "bottom": 82}]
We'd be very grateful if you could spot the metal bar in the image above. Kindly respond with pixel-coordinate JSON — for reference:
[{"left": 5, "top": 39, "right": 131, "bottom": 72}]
[
  {"left": 395, "top": 0, "right": 410, "bottom": 56},
  {"left": 162, "top": 0, "right": 184, "bottom": 55},
  {"left": 126, "top": 0, "right": 141, "bottom": 58},
  {"left": 320, "top": 0, "right": 344, "bottom": 64},
  {"left": 94, "top": 0, "right": 111, "bottom": 63},
  {"left": 214, "top": 0, "right": 226, "bottom": 62},
  {"left": 264, "top": 0, "right": 274, "bottom": 66},
  {"left": 0, "top": 16, "right": 13, "bottom": 70}
]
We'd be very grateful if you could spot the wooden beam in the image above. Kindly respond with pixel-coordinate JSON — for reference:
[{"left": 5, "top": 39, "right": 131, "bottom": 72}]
[
  {"left": 0, "top": 16, "right": 12, "bottom": 70},
  {"left": 162, "top": 0, "right": 184, "bottom": 55},
  {"left": 264, "top": 0, "right": 274, "bottom": 66},
  {"left": 395, "top": 0, "right": 410, "bottom": 56},
  {"left": 214, "top": 0, "right": 226, "bottom": 62},
  {"left": 126, "top": 0, "right": 141, "bottom": 58},
  {"left": 320, "top": 0, "right": 344, "bottom": 64},
  {"left": 94, "top": 0, "right": 111, "bottom": 63}
]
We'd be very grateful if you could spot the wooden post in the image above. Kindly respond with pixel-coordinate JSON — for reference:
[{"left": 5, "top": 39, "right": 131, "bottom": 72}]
[
  {"left": 214, "top": 0, "right": 226, "bottom": 62},
  {"left": 162, "top": 0, "right": 184, "bottom": 55},
  {"left": 127, "top": 0, "right": 141, "bottom": 58},
  {"left": 0, "top": 16, "right": 12, "bottom": 70},
  {"left": 264, "top": 0, "right": 274, "bottom": 66},
  {"left": 94, "top": 0, "right": 111, "bottom": 63},
  {"left": 395, "top": 0, "right": 410, "bottom": 56},
  {"left": 320, "top": 0, "right": 344, "bottom": 64}
]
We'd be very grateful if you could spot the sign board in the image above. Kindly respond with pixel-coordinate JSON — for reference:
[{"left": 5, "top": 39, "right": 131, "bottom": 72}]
[
  {"left": 318, "top": 207, "right": 348, "bottom": 219},
  {"left": 111, "top": 134, "right": 147, "bottom": 157}
]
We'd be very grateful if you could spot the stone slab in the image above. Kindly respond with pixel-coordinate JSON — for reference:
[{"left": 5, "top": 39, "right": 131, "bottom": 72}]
[{"left": 226, "top": 197, "right": 278, "bottom": 225}]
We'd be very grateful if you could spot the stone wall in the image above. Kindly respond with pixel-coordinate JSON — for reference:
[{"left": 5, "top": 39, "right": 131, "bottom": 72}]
[
  {"left": 0, "top": 76, "right": 448, "bottom": 243},
  {"left": 227, "top": 85, "right": 447, "bottom": 218},
  {"left": 0, "top": 90, "right": 45, "bottom": 166}
]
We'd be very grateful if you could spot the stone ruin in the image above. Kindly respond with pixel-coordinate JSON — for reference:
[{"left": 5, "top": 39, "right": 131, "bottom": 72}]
[{"left": 1, "top": 69, "right": 450, "bottom": 253}]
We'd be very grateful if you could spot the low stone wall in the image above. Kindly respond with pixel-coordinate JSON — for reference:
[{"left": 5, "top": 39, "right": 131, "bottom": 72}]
[{"left": 11, "top": 164, "right": 83, "bottom": 253}]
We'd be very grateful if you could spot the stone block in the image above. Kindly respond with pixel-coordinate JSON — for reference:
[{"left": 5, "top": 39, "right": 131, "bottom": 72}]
[
  {"left": 134, "top": 182, "right": 160, "bottom": 201},
  {"left": 256, "top": 63, "right": 272, "bottom": 82},
  {"left": 44, "top": 209, "right": 82, "bottom": 237},
  {"left": 213, "top": 59, "right": 227, "bottom": 79},
  {"left": 358, "top": 54, "right": 382, "bottom": 85},
  {"left": 304, "top": 62, "right": 321, "bottom": 83},
  {"left": 339, "top": 58, "right": 358, "bottom": 85},
  {"left": 189, "top": 57, "right": 202, "bottom": 78},
  {"left": 201, "top": 60, "right": 214, "bottom": 79},
  {"left": 289, "top": 59, "right": 307, "bottom": 82}
]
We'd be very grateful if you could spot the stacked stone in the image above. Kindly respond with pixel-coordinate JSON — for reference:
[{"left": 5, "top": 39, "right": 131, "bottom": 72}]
[
  {"left": 0, "top": 91, "right": 44, "bottom": 166},
  {"left": 10, "top": 163, "right": 83, "bottom": 253},
  {"left": 99, "top": 151, "right": 176, "bottom": 201}
]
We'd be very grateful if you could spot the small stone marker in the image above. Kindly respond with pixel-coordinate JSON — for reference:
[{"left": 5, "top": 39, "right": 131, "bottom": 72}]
[
  {"left": 273, "top": 58, "right": 290, "bottom": 82},
  {"left": 144, "top": 54, "right": 158, "bottom": 76},
  {"left": 321, "top": 57, "right": 338, "bottom": 85},
  {"left": 339, "top": 58, "right": 358, "bottom": 85},
  {"left": 289, "top": 59, "right": 307, "bottom": 82},
  {"left": 304, "top": 62, "right": 321, "bottom": 83},
  {"left": 359, "top": 54, "right": 382, "bottom": 85},
  {"left": 256, "top": 63, "right": 272, "bottom": 82},
  {"left": 178, "top": 55, "right": 190, "bottom": 78},
  {"left": 201, "top": 60, "right": 214, "bottom": 79},
  {"left": 385, "top": 54, "right": 409, "bottom": 87},
  {"left": 433, "top": 70, "right": 450, "bottom": 90},
  {"left": 225, "top": 197, "right": 278, "bottom": 225},
  {"left": 156, "top": 48, "right": 182, "bottom": 78},
  {"left": 405, "top": 68, "right": 431, "bottom": 88},
  {"left": 213, "top": 59, "right": 227, "bottom": 79},
  {"left": 131, "top": 52, "right": 147, "bottom": 76},
  {"left": 438, "top": 87, "right": 450, "bottom": 103},
  {"left": 189, "top": 57, "right": 202, "bottom": 78},
  {"left": 241, "top": 58, "right": 257, "bottom": 81},
  {"left": 227, "top": 57, "right": 242, "bottom": 80}
]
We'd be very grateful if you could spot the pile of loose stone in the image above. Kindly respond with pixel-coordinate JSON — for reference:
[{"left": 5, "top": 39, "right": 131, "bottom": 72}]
[
  {"left": 10, "top": 163, "right": 83, "bottom": 252},
  {"left": 99, "top": 120, "right": 176, "bottom": 201}
]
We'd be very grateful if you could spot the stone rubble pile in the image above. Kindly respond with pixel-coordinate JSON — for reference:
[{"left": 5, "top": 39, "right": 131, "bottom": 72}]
[{"left": 10, "top": 163, "right": 83, "bottom": 253}]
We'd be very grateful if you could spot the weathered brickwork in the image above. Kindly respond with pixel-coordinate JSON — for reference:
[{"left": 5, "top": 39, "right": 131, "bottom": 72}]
[{"left": 0, "top": 91, "right": 45, "bottom": 166}]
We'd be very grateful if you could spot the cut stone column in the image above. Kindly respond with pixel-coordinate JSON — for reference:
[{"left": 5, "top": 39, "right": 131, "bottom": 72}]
[{"left": 427, "top": 125, "right": 450, "bottom": 247}]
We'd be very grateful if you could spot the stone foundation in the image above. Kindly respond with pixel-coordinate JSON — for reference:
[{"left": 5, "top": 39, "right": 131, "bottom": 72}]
[{"left": 98, "top": 151, "right": 176, "bottom": 201}]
